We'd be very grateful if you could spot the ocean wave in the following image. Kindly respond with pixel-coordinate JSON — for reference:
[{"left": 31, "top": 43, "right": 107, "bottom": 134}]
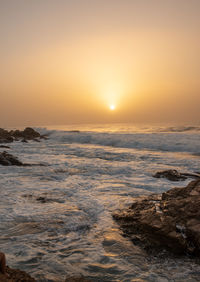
[
  {"left": 157, "top": 126, "right": 200, "bottom": 133},
  {"left": 39, "top": 128, "right": 200, "bottom": 153}
]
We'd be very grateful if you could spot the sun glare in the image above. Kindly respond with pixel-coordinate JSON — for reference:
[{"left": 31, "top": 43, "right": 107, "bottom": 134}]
[{"left": 110, "top": 104, "right": 116, "bottom": 111}]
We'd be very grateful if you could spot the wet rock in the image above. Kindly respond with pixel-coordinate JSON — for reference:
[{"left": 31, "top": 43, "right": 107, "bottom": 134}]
[
  {"left": 23, "top": 194, "right": 65, "bottom": 204},
  {"left": 10, "top": 127, "right": 41, "bottom": 140},
  {"left": 113, "top": 179, "right": 200, "bottom": 256},
  {"left": 153, "top": 169, "right": 200, "bottom": 181},
  {"left": 0, "top": 151, "right": 40, "bottom": 166},
  {"left": 0, "top": 127, "right": 47, "bottom": 144},
  {"left": 0, "top": 129, "right": 14, "bottom": 143},
  {"left": 0, "top": 152, "right": 47, "bottom": 167},
  {"left": 0, "top": 252, "right": 6, "bottom": 274},
  {"left": 36, "top": 196, "right": 48, "bottom": 203},
  {"left": 22, "top": 127, "right": 40, "bottom": 138},
  {"left": 0, "top": 151, "right": 24, "bottom": 166},
  {"left": 0, "top": 266, "right": 36, "bottom": 282},
  {"left": 153, "top": 169, "right": 187, "bottom": 181}
]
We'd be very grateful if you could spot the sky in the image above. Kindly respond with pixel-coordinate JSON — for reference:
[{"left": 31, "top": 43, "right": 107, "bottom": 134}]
[{"left": 0, "top": 0, "right": 200, "bottom": 127}]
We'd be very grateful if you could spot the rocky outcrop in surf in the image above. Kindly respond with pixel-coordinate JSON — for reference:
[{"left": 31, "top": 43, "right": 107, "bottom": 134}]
[
  {"left": 113, "top": 179, "right": 200, "bottom": 256},
  {"left": 0, "top": 129, "right": 14, "bottom": 143},
  {"left": 0, "top": 127, "right": 47, "bottom": 143},
  {"left": 0, "top": 151, "right": 46, "bottom": 167},
  {"left": 0, "top": 151, "right": 25, "bottom": 166}
]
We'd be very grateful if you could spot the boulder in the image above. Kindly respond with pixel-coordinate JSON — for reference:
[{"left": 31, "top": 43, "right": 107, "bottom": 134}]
[
  {"left": 22, "top": 127, "right": 41, "bottom": 139},
  {"left": 113, "top": 179, "right": 200, "bottom": 255},
  {"left": 0, "top": 127, "right": 45, "bottom": 143},
  {"left": 0, "top": 151, "right": 23, "bottom": 166},
  {"left": 0, "top": 129, "right": 14, "bottom": 143},
  {"left": 10, "top": 127, "right": 41, "bottom": 140}
]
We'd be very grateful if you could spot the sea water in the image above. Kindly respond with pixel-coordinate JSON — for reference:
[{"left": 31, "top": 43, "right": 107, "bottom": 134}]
[{"left": 0, "top": 124, "right": 200, "bottom": 281}]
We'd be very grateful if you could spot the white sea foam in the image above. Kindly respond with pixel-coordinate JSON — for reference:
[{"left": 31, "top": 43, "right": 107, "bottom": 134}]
[{"left": 38, "top": 125, "right": 200, "bottom": 154}]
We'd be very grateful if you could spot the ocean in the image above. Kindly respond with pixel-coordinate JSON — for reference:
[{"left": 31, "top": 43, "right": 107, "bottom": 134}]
[{"left": 0, "top": 124, "right": 200, "bottom": 281}]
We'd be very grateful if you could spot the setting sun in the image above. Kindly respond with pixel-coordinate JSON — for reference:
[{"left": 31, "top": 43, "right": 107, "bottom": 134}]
[{"left": 110, "top": 105, "right": 116, "bottom": 111}]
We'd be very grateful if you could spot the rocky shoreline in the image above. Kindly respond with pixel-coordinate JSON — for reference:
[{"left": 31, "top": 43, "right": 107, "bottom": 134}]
[
  {"left": 0, "top": 127, "right": 48, "bottom": 166},
  {"left": 113, "top": 179, "right": 200, "bottom": 256},
  {"left": 1, "top": 128, "right": 200, "bottom": 279},
  {"left": 0, "top": 127, "right": 47, "bottom": 144}
]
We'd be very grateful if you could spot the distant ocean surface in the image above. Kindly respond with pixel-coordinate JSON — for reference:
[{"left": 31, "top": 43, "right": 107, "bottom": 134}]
[{"left": 0, "top": 123, "right": 200, "bottom": 281}]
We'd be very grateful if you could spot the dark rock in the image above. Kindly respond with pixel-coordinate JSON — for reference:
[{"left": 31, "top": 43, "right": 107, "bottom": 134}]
[
  {"left": 153, "top": 169, "right": 187, "bottom": 181},
  {"left": 21, "top": 138, "right": 28, "bottom": 143},
  {"left": 22, "top": 127, "right": 41, "bottom": 139},
  {"left": 0, "top": 252, "right": 6, "bottom": 274},
  {"left": 0, "top": 151, "right": 34, "bottom": 166},
  {"left": 10, "top": 129, "right": 23, "bottom": 138},
  {"left": 113, "top": 179, "right": 200, "bottom": 256},
  {"left": 24, "top": 194, "right": 65, "bottom": 204},
  {"left": 0, "top": 127, "right": 44, "bottom": 143},
  {"left": 0, "top": 266, "right": 36, "bottom": 281},
  {"left": 36, "top": 196, "right": 48, "bottom": 203},
  {"left": 181, "top": 172, "right": 200, "bottom": 178},
  {"left": 0, "top": 129, "right": 14, "bottom": 143},
  {"left": 11, "top": 127, "right": 41, "bottom": 140},
  {"left": 0, "top": 151, "right": 23, "bottom": 166},
  {"left": 153, "top": 169, "right": 200, "bottom": 181}
]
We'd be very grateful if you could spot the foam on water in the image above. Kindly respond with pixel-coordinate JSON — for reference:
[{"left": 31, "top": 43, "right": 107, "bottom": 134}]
[
  {"left": 37, "top": 124, "right": 200, "bottom": 154},
  {"left": 0, "top": 124, "right": 200, "bottom": 281}
]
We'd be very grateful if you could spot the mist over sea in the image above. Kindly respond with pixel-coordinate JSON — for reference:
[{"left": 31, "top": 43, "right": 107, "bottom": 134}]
[{"left": 0, "top": 123, "right": 200, "bottom": 281}]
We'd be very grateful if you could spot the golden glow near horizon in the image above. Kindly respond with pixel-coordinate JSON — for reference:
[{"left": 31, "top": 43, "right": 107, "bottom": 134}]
[{"left": 0, "top": 0, "right": 200, "bottom": 126}]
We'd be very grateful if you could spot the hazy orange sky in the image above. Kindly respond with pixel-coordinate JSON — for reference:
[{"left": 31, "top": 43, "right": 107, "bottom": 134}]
[{"left": 0, "top": 0, "right": 200, "bottom": 127}]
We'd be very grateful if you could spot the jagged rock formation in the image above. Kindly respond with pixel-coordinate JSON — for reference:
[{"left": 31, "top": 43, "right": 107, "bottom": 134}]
[
  {"left": 0, "top": 266, "right": 35, "bottom": 282},
  {"left": 0, "top": 129, "right": 14, "bottom": 143},
  {"left": 0, "top": 127, "right": 47, "bottom": 143},
  {"left": 113, "top": 179, "right": 200, "bottom": 255},
  {"left": 0, "top": 151, "right": 46, "bottom": 167},
  {"left": 0, "top": 151, "right": 24, "bottom": 166}
]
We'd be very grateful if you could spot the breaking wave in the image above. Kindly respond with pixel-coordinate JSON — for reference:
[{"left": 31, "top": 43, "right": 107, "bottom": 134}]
[{"left": 38, "top": 125, "right": 200, "bottom": 154}]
